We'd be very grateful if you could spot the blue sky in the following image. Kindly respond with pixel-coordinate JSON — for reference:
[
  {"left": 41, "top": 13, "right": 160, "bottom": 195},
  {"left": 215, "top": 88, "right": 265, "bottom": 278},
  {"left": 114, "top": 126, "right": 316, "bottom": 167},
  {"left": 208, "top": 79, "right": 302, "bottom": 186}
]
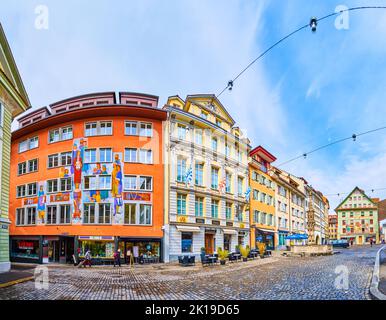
[{"left": 2, "top": 0, "right": 386, "bottom": 211}]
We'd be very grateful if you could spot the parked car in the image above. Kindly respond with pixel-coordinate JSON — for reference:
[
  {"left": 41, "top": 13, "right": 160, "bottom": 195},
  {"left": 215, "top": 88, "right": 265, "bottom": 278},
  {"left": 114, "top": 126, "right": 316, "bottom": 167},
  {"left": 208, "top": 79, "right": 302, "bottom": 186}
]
[{"left": 329, "top": 239, "right": 349, "bottom": 248}]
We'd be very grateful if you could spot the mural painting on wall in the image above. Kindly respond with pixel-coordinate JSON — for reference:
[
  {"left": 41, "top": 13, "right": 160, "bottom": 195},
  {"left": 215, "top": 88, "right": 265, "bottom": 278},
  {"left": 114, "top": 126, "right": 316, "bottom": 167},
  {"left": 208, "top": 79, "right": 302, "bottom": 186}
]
[
  {"left": 72, "top": 138, "right": 87, "bottom": 224},
  {"left": 37, "top": 182, "right": 46, "bottom": 224}
]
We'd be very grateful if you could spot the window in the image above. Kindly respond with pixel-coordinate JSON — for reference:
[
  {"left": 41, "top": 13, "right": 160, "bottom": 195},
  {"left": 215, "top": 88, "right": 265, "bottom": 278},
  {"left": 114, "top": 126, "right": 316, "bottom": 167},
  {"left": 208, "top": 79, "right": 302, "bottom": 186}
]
[
  {"left": 195, "top": 197, "right": 204, "bottom": 217},
  {"left": 124, "top": 148, "right": 137, "bottom": 162},
  {"left": 16, "top": 185, "right": 26, "bottom": 198},
  {"left": 238, "top": 177, "right": 244, "bottom": 196},
  {"left": 139, "top": 204, "right": 152, "bottom": 225},
  {"left": 49, "top": 127, "right": 72, "bottom": 143},
  {"left": 139, "top": 149, "right": 152, "bottom": 164},
  {"left": 47, "top": 179, "right": 59, "bottom": 193},
  {"left": 124, "top": 175, "right": 137, "bottom": 190},
  {"left": 177, "top": 194, "right": 186, "bottom": 215},
  {"left": 211, "top": 167, "right": 219, "bottom": 189},
  {"left": 85, "top": 149, "right": 97, "bottom": 163},
  {"left": 254, "top": 210, "right": 260, "bottom": 223},
  {"left": 16, "top": 208, "right": 25, "bottom": 226},
  {"left": 46, "top": 206, "right": 58, "bottom": 224},
  {"left": 98, "top": 204, "right": 111, "bottom": 224},
  {"left": 181, "top": 232, "right": 193, "bottom": 253},
  {"left": 99, "top": 148, "right": 112, "bottom": 162},
  {"left": 236, "top": 205, "right": 243, "bottom": 222},
  {"left": 19, "top": 137, "right": 38, "bottom": 153},
  {"left": 195, "top": 163, "right": 204, "bottom": 186},
  {"left": 216, "top": 119, "right": 222, "bottom": 127},
  {"left": 226, "top": 172, "right": 232, "bottom": 193},
  {"left": 61, "top": 152, "right": 72, "bottom": 166},
  {"left": 226, "top": 203, "right": 232, "bottom": 220},
  {"left": 18, "top": 162, "right": 27, "bottom": 175},
  {"left": 83, "top": 204, "right": 96, "bottom": 224},
  {"left": 177, "top": 158, "right": 186, "bottom": 183},
  {"left": 124, "top": 203, "right": 137, "bottom": 224},
  {"left": 26, "top": 207, "right": 36, "bottom": 225},
  {"left": 200, "top": 111, "right": 208, "bottom": 119},
  {"left": 139, "top": 123, "right": 152, "bottom": 137},
  {"left": 100, "top": 122, "right": 112, "bottom": 135},
  {"left": 211, "top": 137, "right": 218, "bottom": 152},
  {"left": 125, "top": 121, "right": 138, "bottom": 135},
  {"left": 84, "top": 176, "right": 97, "bottom": 190},
  {"left": 85, "top": 121, "right": 112, "bottom": 136},
  {"left": 177, "top": 124, "right": 187, "bottom": 140},
  {"left": 139, "top": 176, "right": 152, "bottom": 191},
  {"left": 48, "top": 154, "right": 59, "bottom": 168},
  {"left": 60, "top": 178, "right": 72, "bottom": 192},
  {"left": 28, "top": 159, "right": 38, "bottom": 173},
  {"left": 225, "top": 143, "right": 230, "bottom": 157},
  {"left": 195, "top": 129, "right": 203, "bottom": 145},
  {"left": 27, "top": 183, "right": 37, "bottom": 196},
  {"left": 59, "top": 205, "right": 71, "bottom": 224},
  {"left": 253, "top": 189, "right": 259, "bottom": 200},
  {"left": 211, "top": 199, "right": 219, "bottom": 218}
]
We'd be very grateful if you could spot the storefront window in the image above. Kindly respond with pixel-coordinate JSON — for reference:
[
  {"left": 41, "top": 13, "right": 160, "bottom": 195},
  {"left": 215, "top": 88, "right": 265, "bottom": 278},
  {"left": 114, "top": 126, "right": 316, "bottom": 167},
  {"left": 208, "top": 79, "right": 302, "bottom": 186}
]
[
  {"left": 79, "top": 241, "right": 115, "bottom": 258},
  {"left": 224, "top": 234, "right": 231, "bottom": 251},
  {"left": 181, "top": 232, "right": 193, "bottom": 253},
  {"left": 11, "top": 239, "right": 40, "bottom": 260},
  {"left": 123, "top": 241, "right": 160, "bottom": 258}
]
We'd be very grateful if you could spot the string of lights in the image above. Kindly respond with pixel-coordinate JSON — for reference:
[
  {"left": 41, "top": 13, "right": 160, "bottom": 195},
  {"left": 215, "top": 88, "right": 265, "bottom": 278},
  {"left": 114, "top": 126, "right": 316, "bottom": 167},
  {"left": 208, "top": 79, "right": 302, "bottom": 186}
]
[
  {"left": 276, "top": 125, "right": 386, "bottom": 167},
  {"left": 216, "top": 6, "right": 386, "bottom": 98}
]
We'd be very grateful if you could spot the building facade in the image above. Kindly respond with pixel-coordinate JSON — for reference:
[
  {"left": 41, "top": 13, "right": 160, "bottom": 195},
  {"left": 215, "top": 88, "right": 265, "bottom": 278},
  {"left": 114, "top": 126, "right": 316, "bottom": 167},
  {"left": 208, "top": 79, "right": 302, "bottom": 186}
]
[
  {"left": 335, "top": 187, "right": 379, "bottom": 245},
  {"left": 163, "top": 94, "right": 250, "bottom": 262},
  {"left": 328, "top": 214, "right": 338, "bottom": 240},
  {"left": 0, "top": 24, "right": 30, "bottom": 272},
  {"left": 249, "top": 146, "right": 276, "bottom": 250},
  {"left": 305, "top": 185, "right": 327, "bottom": 245},
  {"left": 9, "top": 92, "right": 167, "bottom": 264}
]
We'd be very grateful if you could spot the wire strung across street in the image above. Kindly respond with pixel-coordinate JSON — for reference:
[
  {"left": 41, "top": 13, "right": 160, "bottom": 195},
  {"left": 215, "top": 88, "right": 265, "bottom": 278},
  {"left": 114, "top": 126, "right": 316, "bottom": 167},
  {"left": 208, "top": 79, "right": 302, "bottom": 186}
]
[
  {"left": 216, "top": 6, "right": 386, "bottom": 98},
  {"left": 325, "top": 187, "right": 386, "bottom": 197},
  {"left": 276, "top": 125, "right": 386, "bottom": 167}
]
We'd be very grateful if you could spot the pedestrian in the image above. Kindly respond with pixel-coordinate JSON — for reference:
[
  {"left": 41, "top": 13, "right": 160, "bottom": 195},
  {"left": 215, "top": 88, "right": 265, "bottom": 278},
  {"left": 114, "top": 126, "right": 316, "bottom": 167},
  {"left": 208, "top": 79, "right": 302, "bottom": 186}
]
[
  {"left": 370, "top": 239, "right": 373, "bottom": 247},
  {"left": 126, "top": 249, "right": 132, "bottom": 265},
  {"left": 84, "top": 249, "right": 92, "bottom": 267},
  {"left": 114, "top": 249, "right": 121, "bottom": 267}
]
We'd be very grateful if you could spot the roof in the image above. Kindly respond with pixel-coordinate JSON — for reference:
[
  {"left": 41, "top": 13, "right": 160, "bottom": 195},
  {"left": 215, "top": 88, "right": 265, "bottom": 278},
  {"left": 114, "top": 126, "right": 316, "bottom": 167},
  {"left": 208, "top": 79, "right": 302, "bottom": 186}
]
[
  {"left": 335, "top": 186, "right": 377, "bottom": 211},
  {"left": 249, "top": 145, "right": 277, "bottom": 163}
]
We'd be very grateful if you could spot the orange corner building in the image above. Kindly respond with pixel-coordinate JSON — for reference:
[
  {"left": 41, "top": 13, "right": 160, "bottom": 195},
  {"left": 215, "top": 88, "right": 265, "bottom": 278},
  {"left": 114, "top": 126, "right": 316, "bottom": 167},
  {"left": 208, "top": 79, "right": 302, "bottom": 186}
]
[{"left": 9, "top": 92, "right": 167, "bottom": 264}]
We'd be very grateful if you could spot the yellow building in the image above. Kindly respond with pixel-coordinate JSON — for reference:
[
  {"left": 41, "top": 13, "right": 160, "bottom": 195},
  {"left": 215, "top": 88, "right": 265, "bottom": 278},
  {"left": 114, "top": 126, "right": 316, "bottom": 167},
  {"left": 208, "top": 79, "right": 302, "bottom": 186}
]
[{"left": 249, "top": 146, "right": 276, "bottom": 250}]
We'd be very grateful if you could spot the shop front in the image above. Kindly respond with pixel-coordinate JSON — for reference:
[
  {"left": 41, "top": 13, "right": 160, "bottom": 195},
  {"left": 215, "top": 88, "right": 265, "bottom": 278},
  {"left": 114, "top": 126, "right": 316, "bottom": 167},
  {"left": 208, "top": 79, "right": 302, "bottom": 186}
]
[
  {"left": 255, "top": 228, "right": 275, "bottom": 250},
  {"left": 278, "top": 230, "right": 289, "bottom": 249},
  {"left": 78, "top": 236, "right": 116, "bottom": 262},
  {"left": 10, "top": 236, "right": 42, "bottom": 263},
  {"left": 118, "top": 237, "right": 162, "bottom": 263}
]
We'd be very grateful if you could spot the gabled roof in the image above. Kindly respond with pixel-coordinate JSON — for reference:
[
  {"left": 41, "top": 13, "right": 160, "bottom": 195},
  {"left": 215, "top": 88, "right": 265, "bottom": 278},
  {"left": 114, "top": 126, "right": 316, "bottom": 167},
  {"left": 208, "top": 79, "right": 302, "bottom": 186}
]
[
  {"left": 250, "top": 145, "right": 277, "bottom": 163},
  {"left": 0, "top": 23, "right": 30, "bottom": 113},
  {"left": 335, "top": 186, "right": 376, "bottom": 211}
]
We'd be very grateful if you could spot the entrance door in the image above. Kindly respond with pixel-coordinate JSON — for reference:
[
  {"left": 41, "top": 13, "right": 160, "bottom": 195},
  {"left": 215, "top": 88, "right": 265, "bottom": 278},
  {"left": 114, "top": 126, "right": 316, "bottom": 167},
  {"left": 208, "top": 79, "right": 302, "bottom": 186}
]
[
  {"left": 205, "top": 234, "right": 214, "bottom": 254},
  {"left": 358, "top": 236, "right": 363, "bottom": 245},
  {"left": 48, "top": 241, "right": 60, "bottom": 262}
]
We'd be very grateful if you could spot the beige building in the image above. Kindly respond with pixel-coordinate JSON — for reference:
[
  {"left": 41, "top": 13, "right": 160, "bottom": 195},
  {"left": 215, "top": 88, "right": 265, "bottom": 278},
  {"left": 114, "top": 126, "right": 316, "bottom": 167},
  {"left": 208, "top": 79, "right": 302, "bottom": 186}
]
[
  {"left": 306, "top": 185, "right": 328, "bottom": 244},
  {"left": 163, "top": 94, "right": 250, "bottom": 262}
]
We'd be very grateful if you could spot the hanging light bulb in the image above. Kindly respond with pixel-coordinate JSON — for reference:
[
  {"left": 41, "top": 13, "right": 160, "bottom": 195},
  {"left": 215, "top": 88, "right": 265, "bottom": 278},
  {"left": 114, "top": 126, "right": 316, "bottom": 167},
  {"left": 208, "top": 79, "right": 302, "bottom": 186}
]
[
  {"left": 352, "top": 134, "right": 357, "bottom": 142},
  {"left": 309, "top": 17, "right": 318, "bottom": 32},
  {"left": 228, "top": 80, "right": 234, "bottom": 91}
]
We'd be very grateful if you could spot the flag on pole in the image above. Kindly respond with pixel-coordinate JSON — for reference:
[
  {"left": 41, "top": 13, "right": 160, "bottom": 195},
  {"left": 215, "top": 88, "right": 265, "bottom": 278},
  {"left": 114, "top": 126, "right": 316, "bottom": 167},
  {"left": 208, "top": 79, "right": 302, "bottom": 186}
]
[
  {"left": 244, "top": 186, "right": 251, "bottom": 202},
  {"left": 185, "top": 167, "right": 193, "bottom": 186}
]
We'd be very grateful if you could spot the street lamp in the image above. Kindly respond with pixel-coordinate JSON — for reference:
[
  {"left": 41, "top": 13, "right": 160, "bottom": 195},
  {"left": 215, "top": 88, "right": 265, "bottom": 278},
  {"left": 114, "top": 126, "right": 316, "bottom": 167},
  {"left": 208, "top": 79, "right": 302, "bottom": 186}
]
[
  {"left": 228, "top": 80, "right": 233, "bottom": 91},
  {"left": 310, "top": 17, "right": 318, "bottom": 32}
]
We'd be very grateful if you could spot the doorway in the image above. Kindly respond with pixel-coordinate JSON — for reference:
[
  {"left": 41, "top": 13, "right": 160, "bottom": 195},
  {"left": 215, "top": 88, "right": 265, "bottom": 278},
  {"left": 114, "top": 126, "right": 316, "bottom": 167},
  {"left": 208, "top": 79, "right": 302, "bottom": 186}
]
[
  {"left": 205, "top": 234, "right": 214, "bottom": 254},
  {"left": 48, "top": 241, "right": 59, "bottom": 262}
]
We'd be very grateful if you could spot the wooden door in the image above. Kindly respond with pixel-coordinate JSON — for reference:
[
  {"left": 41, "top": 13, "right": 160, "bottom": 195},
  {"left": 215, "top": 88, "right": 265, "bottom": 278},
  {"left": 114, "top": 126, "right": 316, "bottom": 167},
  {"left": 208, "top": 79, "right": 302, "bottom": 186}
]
[{"left": 205, "top": 234, "right": 214, "bottom": 254}]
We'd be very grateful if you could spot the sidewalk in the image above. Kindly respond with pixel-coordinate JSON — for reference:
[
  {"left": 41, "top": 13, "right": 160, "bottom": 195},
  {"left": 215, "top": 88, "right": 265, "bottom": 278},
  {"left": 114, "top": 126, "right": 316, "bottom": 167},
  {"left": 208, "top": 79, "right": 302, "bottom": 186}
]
[
  {"left": 0, "top": 264, "right": 35, "bottom": 288},
  {"left": 379, "top": 249, "right": 386, "bottom": 296}
]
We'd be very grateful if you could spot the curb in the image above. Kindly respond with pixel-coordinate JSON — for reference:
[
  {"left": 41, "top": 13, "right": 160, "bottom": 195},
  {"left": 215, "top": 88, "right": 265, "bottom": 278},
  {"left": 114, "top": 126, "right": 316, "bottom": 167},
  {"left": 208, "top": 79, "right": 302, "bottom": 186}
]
[
  {"left": 0, "top": 276, "right": 34, "bottom": 289},
  {"left": 369, "top": 245, "right": 386, "bottom": 300}
]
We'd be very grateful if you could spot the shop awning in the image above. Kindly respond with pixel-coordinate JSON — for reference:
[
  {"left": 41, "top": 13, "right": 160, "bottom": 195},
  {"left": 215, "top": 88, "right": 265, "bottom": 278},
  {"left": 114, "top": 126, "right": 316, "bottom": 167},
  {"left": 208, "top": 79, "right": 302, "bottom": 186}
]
[
  {"left": 256, "top": 228, "right": 275, "bottom": 234},
  {"left": 176, "top": 225, "right": 201, "bottom": 233},
  {"left": 223, "top": 229, "right": 238, "bottom": 235},
  {"left": 285, "top": 234, "right": 308, "bottom": 240}
]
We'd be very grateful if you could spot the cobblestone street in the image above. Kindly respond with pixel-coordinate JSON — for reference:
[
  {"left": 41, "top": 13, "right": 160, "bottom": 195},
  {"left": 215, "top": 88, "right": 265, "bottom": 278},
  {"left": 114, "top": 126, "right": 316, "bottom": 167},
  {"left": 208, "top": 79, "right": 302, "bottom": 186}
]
[{"left": 0, "top": 245, "right": 380, "bottom": 300}]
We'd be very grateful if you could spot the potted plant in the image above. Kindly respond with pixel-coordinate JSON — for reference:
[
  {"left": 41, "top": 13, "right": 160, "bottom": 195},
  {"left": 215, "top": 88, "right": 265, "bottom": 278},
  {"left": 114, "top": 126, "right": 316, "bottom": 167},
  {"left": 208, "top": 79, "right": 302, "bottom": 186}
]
[
  {"left": 235, "top": 245, "right": 240, "bottom": 254},
  {"left": 239, "top": 245, "right": 250, "bottom": 262},
  {"left": 217, "top": 247, "right": 229, "bottom": 266},
  {"left": 257, "top": 242, "right": 266, "bottom": 259}
]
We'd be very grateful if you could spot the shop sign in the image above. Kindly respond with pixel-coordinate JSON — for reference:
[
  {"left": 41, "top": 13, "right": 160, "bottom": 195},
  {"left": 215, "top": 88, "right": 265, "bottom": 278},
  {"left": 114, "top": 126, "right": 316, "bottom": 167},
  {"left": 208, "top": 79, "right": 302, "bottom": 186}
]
[
  {"left": 23, "top": 197, "right": 38, "bottom": 206},
  {"left": 50, "top": 193, "right": 70, "bottom": 202},
  {"left": 123, "top": 192, "right": 151, "bottom": 202},
  {"left": 1, "top": 224, "right": 8, "bottom": 230},
  {"left": 18, "top": 241, "right": 35, "bottom": 249},
  {"left": 78, "top": 236, "right": 114, "bottom": 241},
  {"left": 177, "top": 216, "right": 187, "bottom": 223}
]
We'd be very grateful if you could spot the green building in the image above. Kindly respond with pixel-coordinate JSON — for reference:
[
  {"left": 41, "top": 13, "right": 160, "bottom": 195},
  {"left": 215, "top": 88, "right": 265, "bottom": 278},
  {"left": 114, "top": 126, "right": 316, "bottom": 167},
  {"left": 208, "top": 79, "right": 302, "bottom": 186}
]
[
  {"left": 0, "top": 23, "right": 30, "bottom": 272},
  {"left": 335, "top": 187, "right": 380, "bottom": 245}
]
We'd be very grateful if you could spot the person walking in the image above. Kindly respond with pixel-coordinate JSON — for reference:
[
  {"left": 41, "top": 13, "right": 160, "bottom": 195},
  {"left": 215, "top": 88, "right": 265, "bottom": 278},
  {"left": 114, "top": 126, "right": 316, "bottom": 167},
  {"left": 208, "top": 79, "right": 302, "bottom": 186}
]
[
  {"left": 84, "top": 249, "right": 92, "bottom": 267},
  {"left": 114, "top": 249, "right": 121, "bottom": 267},
  {"left": 370, "top": 238, "right": 373, "bottom": 247}
]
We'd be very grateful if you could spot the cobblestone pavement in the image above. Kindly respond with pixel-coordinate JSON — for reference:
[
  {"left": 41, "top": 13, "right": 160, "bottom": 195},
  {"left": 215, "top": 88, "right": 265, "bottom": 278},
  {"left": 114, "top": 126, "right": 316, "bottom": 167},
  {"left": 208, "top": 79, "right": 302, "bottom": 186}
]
[{"left": 0, "top": 245, "right": 380, "bottom": 300}]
